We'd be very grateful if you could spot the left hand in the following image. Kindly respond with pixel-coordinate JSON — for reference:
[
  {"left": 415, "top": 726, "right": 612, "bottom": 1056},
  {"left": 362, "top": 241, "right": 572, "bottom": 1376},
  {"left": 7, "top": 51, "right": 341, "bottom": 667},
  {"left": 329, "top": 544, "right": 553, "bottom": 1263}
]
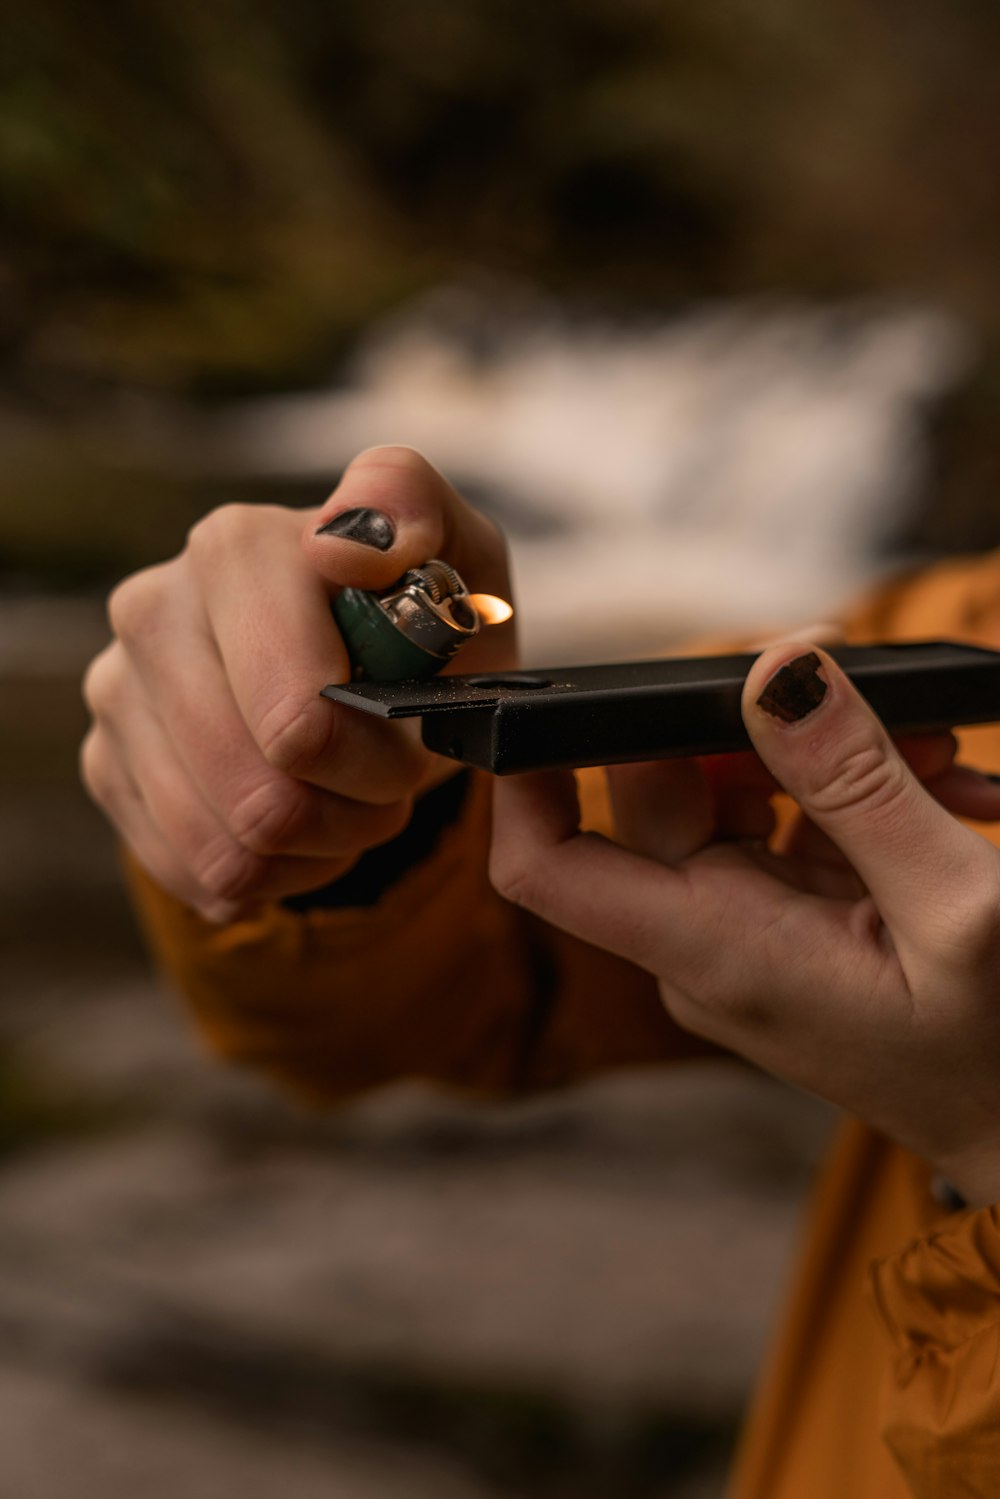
[{"left": 490, "top": 642, "right": 1000, "bottom": 1207}]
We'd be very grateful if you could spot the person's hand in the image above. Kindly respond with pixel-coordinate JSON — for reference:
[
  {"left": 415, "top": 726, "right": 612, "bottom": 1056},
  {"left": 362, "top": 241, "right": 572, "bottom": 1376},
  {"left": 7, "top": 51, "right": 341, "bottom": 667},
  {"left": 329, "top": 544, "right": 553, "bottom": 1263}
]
[
  {"left": 490, "top": 642, "right": 1000, "bottom": 1207},
  {"left": 82, "top": 446, "right": 515, "bottom": 922}
]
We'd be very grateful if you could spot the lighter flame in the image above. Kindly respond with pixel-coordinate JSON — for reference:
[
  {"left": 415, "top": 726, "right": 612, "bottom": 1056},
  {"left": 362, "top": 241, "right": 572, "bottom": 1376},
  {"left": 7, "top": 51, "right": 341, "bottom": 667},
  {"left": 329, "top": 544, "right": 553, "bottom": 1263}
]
[{"left": 468, "top": 593, "right": 514, "bottom": 626}]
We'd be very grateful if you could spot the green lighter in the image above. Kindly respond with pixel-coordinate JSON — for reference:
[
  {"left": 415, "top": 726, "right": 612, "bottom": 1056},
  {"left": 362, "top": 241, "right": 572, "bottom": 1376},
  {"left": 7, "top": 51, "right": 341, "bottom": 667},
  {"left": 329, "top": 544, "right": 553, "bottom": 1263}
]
[{"left": 332, "top": 558, "right": 512, "bottom": 681}]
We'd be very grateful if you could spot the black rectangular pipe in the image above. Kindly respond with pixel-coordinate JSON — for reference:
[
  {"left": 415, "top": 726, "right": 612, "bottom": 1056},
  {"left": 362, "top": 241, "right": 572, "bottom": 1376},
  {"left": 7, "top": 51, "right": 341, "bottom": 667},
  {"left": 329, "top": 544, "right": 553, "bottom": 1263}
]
[{"left": 322, "top": 641, "right": 1000, "bottom": 775}]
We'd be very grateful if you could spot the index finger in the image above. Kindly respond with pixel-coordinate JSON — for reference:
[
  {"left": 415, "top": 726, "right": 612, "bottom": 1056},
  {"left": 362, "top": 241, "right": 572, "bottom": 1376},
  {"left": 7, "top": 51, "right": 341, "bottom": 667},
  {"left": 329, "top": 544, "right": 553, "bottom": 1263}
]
[
  {"left": 489, "top": 769, "right": 789, "bottom": 984},
  {"left": 188, "top": 502, "right": 427, "bottom": 799}
]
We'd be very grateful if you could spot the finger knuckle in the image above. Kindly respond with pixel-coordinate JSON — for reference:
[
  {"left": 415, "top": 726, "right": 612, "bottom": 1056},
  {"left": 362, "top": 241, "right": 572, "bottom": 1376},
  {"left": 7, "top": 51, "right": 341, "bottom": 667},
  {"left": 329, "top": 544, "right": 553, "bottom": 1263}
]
[
  {"left": 365, "top": 796, "right": 413, "bottom": 846},
  {"left": 229, "top": 777, "right": 311, "bottom": 856},
  {"left": 489, "top": 848, "right": 542, "bottom": 911},
  {"left": 259, "top": 697, "right": 336, "bottom": 776},
  {"left": 107, "top": 571, "right": 152, "bottom": 644},
  {"left": 659, "top": 986, "right": 712, "bottom": 1038},
  {"left": 81, "top": 644, "right": 122, "bottom": 717},
  {"left": 79, "top": 728, "right": 112, "bottom": 809},
  {"left": 111, "top": 558, "right": 177, "bottom": 639},
  {"left": 811, "top": 738, "right": 908, "bottom": 820},
  {"left": 185, "top": 501, "right": 259, "bottom": 560},
  {"left": 196, "top": 899, "right": 245, "bottom": 927},
  {"left": 193, "top": 839, "right": 264, "bottom": 905},
  {"left": 669, "top": 888, "right": 782, "bottom": 1031}
]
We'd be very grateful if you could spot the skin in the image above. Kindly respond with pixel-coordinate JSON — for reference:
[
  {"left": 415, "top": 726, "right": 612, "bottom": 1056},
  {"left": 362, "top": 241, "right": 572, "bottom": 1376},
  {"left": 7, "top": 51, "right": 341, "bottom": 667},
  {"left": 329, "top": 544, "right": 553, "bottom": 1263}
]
[
  {"left": 490, "top": 645, "right": 1000, "bottom": 1208},
  {"left": 83, "top": 450, "right": 1000, "bottom": 1204},
  {"left": 80, "top": 446, "right": 516, "bottom": 923}
]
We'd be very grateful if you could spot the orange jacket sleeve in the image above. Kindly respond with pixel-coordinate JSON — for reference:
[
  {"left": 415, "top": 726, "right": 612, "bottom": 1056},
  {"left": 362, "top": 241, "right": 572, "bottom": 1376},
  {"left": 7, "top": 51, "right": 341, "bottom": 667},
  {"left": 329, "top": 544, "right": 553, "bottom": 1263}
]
[
  {"left": 126, "top": 769, "right": 709, "bottom": 1104},
  {"left": 871, "top": 1207, "right": 1000, "bottom": 1498},
  {"left": 830, "top": 550, "right": 1000, "bottom": 1497}
]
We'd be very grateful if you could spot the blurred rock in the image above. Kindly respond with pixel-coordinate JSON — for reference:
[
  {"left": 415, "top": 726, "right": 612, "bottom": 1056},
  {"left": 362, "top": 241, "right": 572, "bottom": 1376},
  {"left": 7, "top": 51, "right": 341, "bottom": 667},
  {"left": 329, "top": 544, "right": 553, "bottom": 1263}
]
[
  {"left": 0, "top": 1364, "right": 498, "bottom": 1499},
  {"left": 0, "top": 977, "right": 831, "bottom": 1495}
]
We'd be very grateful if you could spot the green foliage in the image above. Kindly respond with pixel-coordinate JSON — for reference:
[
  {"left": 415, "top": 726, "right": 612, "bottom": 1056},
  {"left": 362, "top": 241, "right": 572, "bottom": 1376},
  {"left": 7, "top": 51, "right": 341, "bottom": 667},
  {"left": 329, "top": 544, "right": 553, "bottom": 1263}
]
[{"left": 4, "top": 0, "right": 1000, "bottom": 394}]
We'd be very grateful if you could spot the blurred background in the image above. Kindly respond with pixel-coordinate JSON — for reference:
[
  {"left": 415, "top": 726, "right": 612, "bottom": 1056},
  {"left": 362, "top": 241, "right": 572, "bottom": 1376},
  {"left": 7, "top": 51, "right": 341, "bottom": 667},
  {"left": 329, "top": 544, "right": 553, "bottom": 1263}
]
[{"left": 4, "top": 2, "right": 1000, "bottom": 1494}]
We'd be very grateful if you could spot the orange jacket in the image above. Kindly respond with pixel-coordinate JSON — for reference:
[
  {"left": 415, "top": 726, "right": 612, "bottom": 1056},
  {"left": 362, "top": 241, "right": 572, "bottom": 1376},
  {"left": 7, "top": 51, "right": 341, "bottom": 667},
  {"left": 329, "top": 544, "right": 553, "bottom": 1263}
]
[{"left": 126, "top": 550, "right": 1000, "bottom": 1499}]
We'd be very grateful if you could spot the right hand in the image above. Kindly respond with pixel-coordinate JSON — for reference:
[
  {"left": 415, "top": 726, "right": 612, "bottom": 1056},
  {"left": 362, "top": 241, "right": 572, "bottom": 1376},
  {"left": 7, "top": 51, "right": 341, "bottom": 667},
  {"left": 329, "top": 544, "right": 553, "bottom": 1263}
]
[
  {"left": 490, "top": 643, "right": 1000, "bottom": 1205},
  {"left": 81, "top": 446, "right": 516, "bottom": 922}
]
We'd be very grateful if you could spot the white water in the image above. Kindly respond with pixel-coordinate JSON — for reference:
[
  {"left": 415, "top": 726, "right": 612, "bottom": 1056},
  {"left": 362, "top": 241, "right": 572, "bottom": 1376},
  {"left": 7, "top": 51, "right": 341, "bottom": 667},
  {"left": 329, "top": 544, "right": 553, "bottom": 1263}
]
[{"left": 213, "top": 293, "right": 971, "bottom": 661}]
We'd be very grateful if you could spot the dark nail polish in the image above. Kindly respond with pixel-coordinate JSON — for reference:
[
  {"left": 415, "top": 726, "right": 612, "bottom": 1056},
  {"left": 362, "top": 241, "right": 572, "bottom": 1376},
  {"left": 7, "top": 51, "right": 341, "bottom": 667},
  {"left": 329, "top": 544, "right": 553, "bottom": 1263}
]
[
  {"left": 316, "top": 507, "right": 395, "bottom": 550},
  {"left": 756, "top": 651, "right": 828, "bottom": 724},
  {"left": 980, "top": 772, "right": 1000, "bottom": 785}
]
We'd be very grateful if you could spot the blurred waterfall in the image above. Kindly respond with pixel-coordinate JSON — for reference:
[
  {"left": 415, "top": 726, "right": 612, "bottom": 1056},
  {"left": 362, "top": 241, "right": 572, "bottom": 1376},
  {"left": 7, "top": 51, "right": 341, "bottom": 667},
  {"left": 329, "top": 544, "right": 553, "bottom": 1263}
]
[{"left": 212, "top": 293, "right": 972, "bottom": 660}]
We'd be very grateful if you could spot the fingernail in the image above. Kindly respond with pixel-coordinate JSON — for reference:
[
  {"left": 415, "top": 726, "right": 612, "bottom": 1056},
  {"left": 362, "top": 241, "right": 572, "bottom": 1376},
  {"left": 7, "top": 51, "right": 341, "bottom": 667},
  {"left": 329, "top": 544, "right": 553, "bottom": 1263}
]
[
  {"left": 316, "top": 507, "right": 395, "bottom": 550},
  {"left": 756, "top": 651, "right": 828, "bottom": 724},
  {"left": 976, "top": 771, "right": 1000, "bottom": 785}
]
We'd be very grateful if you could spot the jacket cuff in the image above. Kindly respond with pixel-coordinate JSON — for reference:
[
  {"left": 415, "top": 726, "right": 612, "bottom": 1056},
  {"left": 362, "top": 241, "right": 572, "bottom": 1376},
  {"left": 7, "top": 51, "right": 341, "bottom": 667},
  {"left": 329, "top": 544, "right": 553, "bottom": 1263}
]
[
  {"left": 871, "top": 1203, "right": 1000, "bottom": 1353},
  {"left": 282, "top": 769, "right": 472, "bottom": 912}
]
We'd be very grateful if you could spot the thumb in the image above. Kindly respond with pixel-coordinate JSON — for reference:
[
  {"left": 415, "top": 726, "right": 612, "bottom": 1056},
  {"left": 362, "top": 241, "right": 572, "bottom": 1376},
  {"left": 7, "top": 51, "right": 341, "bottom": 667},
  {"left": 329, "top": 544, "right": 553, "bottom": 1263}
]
[
  {"left": 302, "top": 445, "right": 511, "bottom": 601},
  {"left": 742, "top": 643, "right": 992, "bottom": 944}
]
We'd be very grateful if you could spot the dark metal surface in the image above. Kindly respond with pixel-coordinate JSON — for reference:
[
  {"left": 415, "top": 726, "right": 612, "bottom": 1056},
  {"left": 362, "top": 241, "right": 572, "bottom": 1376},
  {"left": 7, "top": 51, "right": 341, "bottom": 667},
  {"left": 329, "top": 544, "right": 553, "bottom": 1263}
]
[{"left": 322, "top": 641, "right": 1000, "bottom": 774}]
